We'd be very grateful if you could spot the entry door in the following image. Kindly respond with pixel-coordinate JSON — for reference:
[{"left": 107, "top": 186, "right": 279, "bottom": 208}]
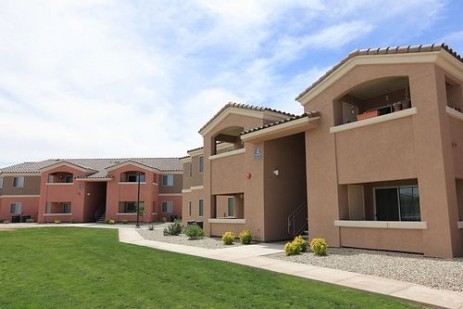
[{"left": 375, "top": 187, "right": 399, "bottom": 221}]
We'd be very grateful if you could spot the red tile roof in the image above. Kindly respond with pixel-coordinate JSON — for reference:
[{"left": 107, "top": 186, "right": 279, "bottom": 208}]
[
  {"left": 198, "top": 102, "right": 295, "bottom": 134},
  {"left": 295, "top": 43, "right": 463, "bottom": 101},
  {"left": 0, "top": 158, "right": 183, "bottom": 177},
  {"left": 241, "top": 111, "right": 321, "bottom": 136}
]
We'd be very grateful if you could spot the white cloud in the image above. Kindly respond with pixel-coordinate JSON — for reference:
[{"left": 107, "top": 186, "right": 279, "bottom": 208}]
[{"left": 0, "top": 0, "right": 457, "bottom": 167}]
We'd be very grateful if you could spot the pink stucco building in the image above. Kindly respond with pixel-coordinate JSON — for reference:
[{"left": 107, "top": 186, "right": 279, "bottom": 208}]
[{"left": 0, "top": 158, "right": 182, "bottom": 224}]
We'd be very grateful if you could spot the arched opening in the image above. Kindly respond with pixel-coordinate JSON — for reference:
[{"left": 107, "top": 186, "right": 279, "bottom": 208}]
[{"left": 334, "top": 77, "right": 411, "bottom": 126}]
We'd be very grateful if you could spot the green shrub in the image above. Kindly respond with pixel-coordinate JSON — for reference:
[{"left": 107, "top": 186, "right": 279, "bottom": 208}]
[
  {"left": 108, "top": 219, "right": 115, "bottom": 225},
  {"left": 163, "top": 220, "right": 182, "bottom": 236},
  {"left": 122, "top": 220, "right": 128, "bottom": 225},
  {"left": 284, "top": 241, "right": 301, "bottom": 256},
  {"left": 54, "top": 219, "right": 61, "bottom": 224},
  {"left": 310, "top": 238, "right": 328, "bottom": 256},
  {"left": 25, "top": 218, "right": 35, "bottom": 223},
  {"left": 293, "top": 235, "right": 307, "bottom": 252},
  {"left": 284, "top": 235, "right": 308, "bottom": 256},
  {"left": 239, "top": 230, "right": 252, "bottom": 245},
  {"left": 222, "top": 231, "right": 235, "bottom": 245},
  {"left": 183, "top": 224, "right": 205, "bottom": 240}
]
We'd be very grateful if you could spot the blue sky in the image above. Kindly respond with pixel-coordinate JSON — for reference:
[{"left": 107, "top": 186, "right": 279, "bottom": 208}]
[{"left": 1, "top": 0, "right": 462, "bottom": 167}]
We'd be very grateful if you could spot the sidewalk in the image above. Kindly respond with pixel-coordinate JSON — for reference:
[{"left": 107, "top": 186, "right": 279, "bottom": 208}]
[{"left": 119, "top": 227, "right": 463, "bottom": 309}]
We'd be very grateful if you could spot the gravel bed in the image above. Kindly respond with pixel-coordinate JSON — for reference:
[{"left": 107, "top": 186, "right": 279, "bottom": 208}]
[
  {"left": 138, "top": 225, "right": 463, "bottom": 292},
  {"left": 268, "top": 248, "right": 463, "bottom": 293},
  {"left": 137, "top": 224, "right": 242, "bottom": 249}
]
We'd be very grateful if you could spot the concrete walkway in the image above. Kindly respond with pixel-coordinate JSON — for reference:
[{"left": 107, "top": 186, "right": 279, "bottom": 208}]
[{"left": 119, "top": 227, "right": 463, "bottom": 309}]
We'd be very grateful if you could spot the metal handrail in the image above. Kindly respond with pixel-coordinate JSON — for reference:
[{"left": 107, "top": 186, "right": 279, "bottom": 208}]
[{"left": 287, "top": 202, "right": 308, "bottom": 237}]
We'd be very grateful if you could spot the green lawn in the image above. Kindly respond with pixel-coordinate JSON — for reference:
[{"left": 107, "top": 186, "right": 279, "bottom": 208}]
[{"left": 0, "top": 227, "right": 424, "bottom": 308}]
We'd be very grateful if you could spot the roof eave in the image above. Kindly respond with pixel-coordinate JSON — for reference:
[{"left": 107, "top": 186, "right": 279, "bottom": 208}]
[{"left": 241, "top": 115, "right": 320, "bottom": 143}]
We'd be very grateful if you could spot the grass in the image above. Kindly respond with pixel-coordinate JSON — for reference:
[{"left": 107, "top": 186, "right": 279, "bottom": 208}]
[{"left": 0, "top": 227, "right": 424, "bottom": 308}]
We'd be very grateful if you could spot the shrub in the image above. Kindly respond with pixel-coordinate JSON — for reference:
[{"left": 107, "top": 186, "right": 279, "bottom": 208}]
[
  {"left": 163, "top": 220, "right": 182, "bottom": 236},
  {"left": 25, "top": 218, "right": 35, "bottom": 223},
  {"left": 222, "top": 231, "right": 235, "bottom": 245},
  {"left": 183, "top": 224, "right": 205, "bottom": 240},
  {"left": 293, "top": 235, "right": 307, "bottom": 252},
  {"left": 310, "top": 238, "right": 328, "bottom": 256},
  {"left": 284, "top": 235, "right": 308, "bottom": 256},
  {"left": 54, "top": 219, "right": 61, "bottom": 224},
  {"left": 108, "top": 219, "right": 115, "bottom": 225},
  {"left": 239, "top": 230, "right": 252, "bottom": 245},
  {"left": 122, "top": 220, "right": 128, "bottom": 225},
  {"left": 284, "top": 241, "right": 301, "bottom": 256}
]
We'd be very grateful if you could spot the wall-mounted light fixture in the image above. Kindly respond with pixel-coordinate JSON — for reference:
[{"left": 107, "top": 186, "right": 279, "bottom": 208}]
[{"left": 273, "top": 168, "right": 279, "bottom": 176}]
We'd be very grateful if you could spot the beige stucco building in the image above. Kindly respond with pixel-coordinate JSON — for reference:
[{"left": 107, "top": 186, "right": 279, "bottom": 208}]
[{"left": 182, "top": 43, "right": 463, "bottom": 258}]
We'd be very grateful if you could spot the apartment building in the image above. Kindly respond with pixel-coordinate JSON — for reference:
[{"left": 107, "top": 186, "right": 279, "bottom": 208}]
[
  {"left": 182, "top": 43, "right": 463, "bottom": 258},
  {"left": 0, "top": 158, "right": 182, "bottom": 223}
]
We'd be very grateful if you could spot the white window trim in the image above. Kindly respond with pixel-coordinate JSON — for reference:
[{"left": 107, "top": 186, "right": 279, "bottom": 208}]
[{"left": 334, "top": 220, "right": 427, "bottom": 229}]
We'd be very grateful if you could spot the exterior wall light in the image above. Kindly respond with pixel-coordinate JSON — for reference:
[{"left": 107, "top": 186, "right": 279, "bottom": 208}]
[{"left": 273, "top": 168, "right": 279, "bottom": 176}]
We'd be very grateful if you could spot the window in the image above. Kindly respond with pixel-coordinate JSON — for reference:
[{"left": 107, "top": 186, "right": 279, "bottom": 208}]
[
  {"left": 198, "top": 199, "right": 204, "bottom": 217},
  {"left": 64, "top": 175, "right": 73, "bottom": 183},
  {"left": 62, "top": 203, "right": 72, "bottom": 213},
  {"left": 162, "top": 175, "right": 174, "bottom": 186},
  {"left": 188, "top": 201, "right": 192, "bottom": 216},
  {"left": 162, "top": 201, "right": 173, "bottom": 213},
  {"left": 119, "top": 202, "right": 144, "bottom": 213},
  {"left": 13, "top": 176, "right": 24, "bottom": 188},
  {"left": 0, "top": 177, "right": 3, "bottom": 189},
  {"left": 10, "top": 202, "right": 22, "bottom": 214},
  {"left": 125, "top": 172, "right": 145, "bottom": 182},
  {"left": 227, "top": 197, "right": 234, "bottom": 217},
  {"left": 198, "top": 156, "right": 204, "bottom": 173},
  {"left": 375, "top": 186, "right": 420, "bottom": 221}
]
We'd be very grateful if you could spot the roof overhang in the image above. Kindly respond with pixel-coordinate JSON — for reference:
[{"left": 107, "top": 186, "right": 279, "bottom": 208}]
[
  {"left": 297, "top": 49, "right": 463, "bottom": 106},
  {"left": 39, "top": 161, "right": 96, "bottom": 173},
  {"left": 199, "top": 106, "right": 289, "bottom": 137},
  {"left": 105, "top": 160, "right": 161, "bottom": 173},
  {"left": 241, "top": 115, "right": 320, "bottom": 143}
]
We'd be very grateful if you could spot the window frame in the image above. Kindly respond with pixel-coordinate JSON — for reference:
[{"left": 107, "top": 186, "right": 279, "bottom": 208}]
[
  {"left": 227, "top": 197, "right": 234, "bottom": 217},
  {"left": 12, "top": 176, "right": 25, "bottom": 188},
  {"left": 10, "top": 202, "right": 22, "bottom": 214},
  {"left": 198, "top": 199, "right": 204, "bottom": 217},
  {"left": 374, "top": 185, "right": 420, "bottom": 221},
  {"left": 161, "top": 201, "right": 173, "bottom": 213},
  {"left": 162, "top": 174, "right": 174, "bottom": 186},
  {"left": 198, "top": 156, "right": 204, "bottom": 173}
]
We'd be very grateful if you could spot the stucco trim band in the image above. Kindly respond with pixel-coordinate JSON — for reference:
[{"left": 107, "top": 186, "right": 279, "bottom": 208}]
[
  {"left": 209, "top": 148, "right": 245, "bottom": 160},
  {"left": 334, "top": 220, "right": 427, "bottom": 229},
  {"left": 208, "top": 218, "right": 246, "bottom": 224},
  {"left": 330, "top": 107, "right": 417, "bottom": 134},
  {"left": 446, "top": 106, "right": 463, "bottom": 121},
  {"left": 0, "top": 195, "right": 40, "bottom": 198}
]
